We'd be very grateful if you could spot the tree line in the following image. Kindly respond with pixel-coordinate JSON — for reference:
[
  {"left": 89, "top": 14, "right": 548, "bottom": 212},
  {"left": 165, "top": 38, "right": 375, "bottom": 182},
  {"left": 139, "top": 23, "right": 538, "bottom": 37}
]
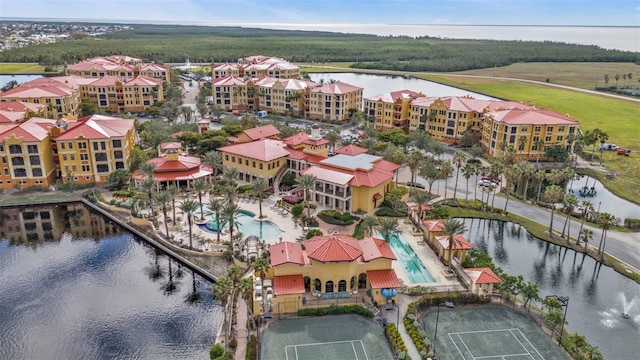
[{"left": 1, "top": 23, "right": 637, "bottom": 72}]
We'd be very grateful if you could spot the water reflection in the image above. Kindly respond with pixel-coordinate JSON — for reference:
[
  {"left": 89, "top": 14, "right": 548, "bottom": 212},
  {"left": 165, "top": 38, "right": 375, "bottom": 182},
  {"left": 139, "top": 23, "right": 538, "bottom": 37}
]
[
  {"left": 568, "top": 174, "right": 640, "bottom": 221},
  {"left": 0, "top": 204, "right": 222, "bottom": 360},
  {"left": 458, "top": 218, "right": 639, "bottom": 360}
]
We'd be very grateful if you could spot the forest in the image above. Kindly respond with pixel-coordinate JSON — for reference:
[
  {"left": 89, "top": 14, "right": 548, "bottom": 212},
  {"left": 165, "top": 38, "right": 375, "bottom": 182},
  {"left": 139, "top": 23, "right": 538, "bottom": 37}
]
[{"left": 1, "top": 24, "right": 638, "bottom": 72}]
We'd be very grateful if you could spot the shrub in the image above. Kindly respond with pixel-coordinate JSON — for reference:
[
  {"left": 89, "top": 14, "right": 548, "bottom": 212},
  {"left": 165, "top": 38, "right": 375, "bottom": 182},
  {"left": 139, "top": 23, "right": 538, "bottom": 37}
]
[
  {"left": 246, "top": 335, "right": 257, "bottom": 360},
  {"left": 426, "top": 206, "right": 449, "bottom": 219},
  {"left": 385, "top": 323, "right": 411, "bottom": 359},
  {"left": 282, "top": 194, "right": 302, "bottom": 205},
  {"left": 112, "top": 190, "right": 135, "bottom": 198},
  {"left": 210, "top": 344, "right": 225, "bottom": 359},
  {"left": 228, "top": 338, "right": 237, "bottom": 349},
  {"left": 237, "top": 184, "right": 253, "bottom": 193},
  {"left": 291, "top": 203, "right": 304, "bottom": 217},
  {"left": 374, "top": 207, "right": 405, "bottom": 217},
  {"left": 306, "top": 229, "right": 323, "bottom": 239},
  {"left": 318, "top": 209, "right": 354, "bottom": 225},
  {"left": 297, "top": 305, "right": 374, "bottom": 318}
]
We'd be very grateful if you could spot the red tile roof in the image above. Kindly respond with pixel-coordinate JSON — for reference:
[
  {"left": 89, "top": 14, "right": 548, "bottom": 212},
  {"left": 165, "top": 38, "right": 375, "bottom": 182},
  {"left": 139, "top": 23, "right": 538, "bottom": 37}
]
[
  {"left": 0, "top": 117, "right": 55, "bottom": 143},
  {"left": 212, "top": 75, "right": 246, "bottom": 86},
  {"left": 367, "top": 269, "right": 402, "bottom": 289},
  {"left": 160, "top": 142, "right": 181, "bottom": 150},
  {"left": 423, "top": 219, "right": 446, "bottom": 232},
  {"left": 53, "top": 115, "right": 134, "bottom": 141},
  {"left": 149, "top": 155, "right": 202, "bottom": 172},
  {"left": 132, "top": 166, "right": 213, "bottom": 182},
  {"left": 273, "top": 275, "right": 306, "bottom": 296},
  {"left": 348, "top": 168, "right": 394, "bottom": 188},
  {"left": 285, "top": 148, "right": 326, "bottom": 165},
  {"left": 124, "top": 75, "right": 163, "bottom": 86},
  {"left": 366, "top": 89, "right": 422, "bottom": 103},
  {"left": 310, "top": 82, "right": 363, "bottom": 95},
  {"left": 301, "top": 166, "right": 353, "bottom": 186},
  {"left": 359, "top": 237, "right": 396, "bottom": 262},
  {"left": 335, "top": 144, "right": 368, "bottom": 156},
  {"left": 305, "top": 235, "right": 362, "bottom": 263},
  {"left": 219, "top": 139, "right": 289, "bottom": 162},
  {"left": 270, "top": 242, "right": 306, "bottom": 266},
  {"left": 464, "top": 267, "right": 501, "bottom": 284},
  {"left": 437, "top": 235, "right": 474, "bottom": 250},
  {"left": 374, "top": 159, "right": 401, "bottom": 173},
  {"left": 487, "top": 108, "right": 579, "bottom": 126},
  {"left": 303, "top": 137, "right": 329, "bottom": 146},
  {"left": 282, "top": 132, "right": 310, "bottom": 146},
  {"left": 242, "top": 124, "right": 280, "bottom": 141}
]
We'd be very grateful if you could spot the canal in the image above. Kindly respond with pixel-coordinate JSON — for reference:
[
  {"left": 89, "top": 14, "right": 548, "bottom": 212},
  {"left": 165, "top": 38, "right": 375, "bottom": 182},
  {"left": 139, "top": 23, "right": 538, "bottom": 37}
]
[{"left": 0, "top": 203, "right": 223, "bottom": 359}]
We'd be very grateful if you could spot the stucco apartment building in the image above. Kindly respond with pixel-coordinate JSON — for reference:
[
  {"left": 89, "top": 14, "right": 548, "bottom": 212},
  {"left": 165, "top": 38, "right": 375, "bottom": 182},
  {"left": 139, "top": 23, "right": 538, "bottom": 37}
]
[
  {"left": 212, "top": 56, "right": 300, "bottom": 80},
  {"left": 66, "top": 55, "right": 170, "bottom": 82},
  {"left": 218, "top": 125, "right": 399, "bottom": 213},
  {"left": 76, "top": 75, "right": 163, "bottom": 114},
  {"left": 364, "top": 89, "right": 424, "bottom": 131},
  {"left": 0, "top": 76, "right": 82, "bottom": 119},
  {"left": 307, "top": 82, "right": 363, "bottom": 122}
]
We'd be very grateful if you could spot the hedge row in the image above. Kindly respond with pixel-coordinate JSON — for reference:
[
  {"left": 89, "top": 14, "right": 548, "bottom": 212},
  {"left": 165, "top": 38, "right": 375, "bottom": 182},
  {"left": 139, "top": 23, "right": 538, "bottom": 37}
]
[
  {"left": 404, "top": 313, "right": 433, "bottom": 359},
  {"left": 317, "top": 209, "right": 355, "bottom": 225},
  {"left": 297, "top": 304, "right": 374, "bottom": 318},
  {"left": 385, "top": 323, "right": 411, "bottom": 360}
]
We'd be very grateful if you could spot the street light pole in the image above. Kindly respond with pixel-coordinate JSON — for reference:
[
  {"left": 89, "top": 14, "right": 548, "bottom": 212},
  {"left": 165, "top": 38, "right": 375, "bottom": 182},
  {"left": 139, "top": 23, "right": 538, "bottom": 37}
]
[
  {"left": 433, "top": 301, "right": 454, "bottom": 360},
  {"left": 546, "top": 295, "right": 569, "bottom": 344}
]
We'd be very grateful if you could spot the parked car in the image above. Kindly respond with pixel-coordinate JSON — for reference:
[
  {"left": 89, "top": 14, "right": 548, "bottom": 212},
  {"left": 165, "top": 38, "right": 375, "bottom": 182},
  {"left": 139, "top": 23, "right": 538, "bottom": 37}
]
[
  {"left": 478, "top": 179, "right": 493, "bottom": 187},
  {"left": 600, "top": 143, "right": 618, "bottom": 151},
  {"left": 405, "top": 181, "right": 426, "bottom": 189},
  {"left": 617, "top": 148, "right": 631, "bottom": 156}
]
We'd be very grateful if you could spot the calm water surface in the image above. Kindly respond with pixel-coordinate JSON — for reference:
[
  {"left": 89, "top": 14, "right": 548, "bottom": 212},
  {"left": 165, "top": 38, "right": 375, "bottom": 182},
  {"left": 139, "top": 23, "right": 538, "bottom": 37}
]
[
  {"left": 0, "top": 204, "right": 222, "bottom": 360},
  {"left": 458, "top": 218, "right": 639, "bottom": 360},
  {"left": 568, "top": 174, "right": 640, "bottom": 221}
]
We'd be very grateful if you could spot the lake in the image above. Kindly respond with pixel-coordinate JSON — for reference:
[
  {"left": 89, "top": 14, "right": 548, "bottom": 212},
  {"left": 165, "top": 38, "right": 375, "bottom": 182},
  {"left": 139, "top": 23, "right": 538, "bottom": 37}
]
[
  {"left": 0, "top": 203, "right": 223, "bottom": 360},
  {"left": 568, "top": 174, "right": 640, "bottom": 222},
  {"left": 458, "top": 218, "right": 640, "bottom": 360},
  {"left": 309, "top": 72, "right": 494, "bottom": 99},
  {"left": 0, "top": 74, "right": 42, "bottom": 89}
]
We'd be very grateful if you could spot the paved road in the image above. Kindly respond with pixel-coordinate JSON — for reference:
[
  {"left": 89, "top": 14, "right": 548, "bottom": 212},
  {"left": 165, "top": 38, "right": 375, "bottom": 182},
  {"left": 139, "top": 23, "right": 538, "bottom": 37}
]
[{"left": 399, "top": 160, "right": 640, "bottom": 273}]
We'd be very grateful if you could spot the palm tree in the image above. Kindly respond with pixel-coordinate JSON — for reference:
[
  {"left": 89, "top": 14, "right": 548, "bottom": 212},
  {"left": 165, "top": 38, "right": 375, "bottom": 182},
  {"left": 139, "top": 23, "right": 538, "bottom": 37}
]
[
  {"left": 597, "top": 212, "right": 618, "bottom": 260},
  {"left": 180, "top": 105, "right": 194, "bottom": 124},
  {"left": 179, "top": 200, "right": 199, "bottom": 250},
  {"left": 440, "top": 160, "right": 453, "bottom": 199},
  {"left": 238, "top": 277, "right": 254, "bottom": 302},
  {"left": 406, "top": 150, "right": 423, "bottom": 194},
  {"left": 140, "top": 162, "right": 156, "bottom": 179},
  {"left": 222, "top": 167, "right": 239, "bottom": 187},
  {"left": 473, "top": 163, "right": 482, "bottom": 201},
  {"left": 360, "top": 215, "right": 379, "bottom": 237},
  {"left": 209, "top": 104, "right": 224, "bottom": 122},
  {"left": 521, "top": 163, "right": 536, "bottom": 201},
  {"left": 412, "top": 191, "right": 430, "bottom": 224},
  {"left": 443, "top": 219, "right": 468, "bottom": 269},
  {"left": 560, "top": 193, "right": 578, "bottom": 242},
  {"left": 222, "top": 202, "right": 243, "bottom": 247},
  {"left": 452, "top": 151, "right": 466, "bottom": 199},
  {"left": 220, "top": 184, "right": 238, "bottom": 205},
  {"left": 503, "top": 164, "right": 521, "bottom": 213},
  {"left": 489, "top": 162, "right": 503, "bottom": 209},
  {"left": 166, "top": 185, "right": 180, "bottom": 224},
  {"left": 542, "top": 185, "right": 564, "bottom": 238},
  {"left": 576, "top": 200, "right": 594, "bottom": 245},
  {"left": 519, "top": 281, "right": 540, "bottom": 313},
  {"left": 297, "top": 174, "right": 317, "bottom": 218},
  {"left": 251, "top": 178, "right": 269, "bottom": 218},
  {"left": 518, "top": 135, "right": 527, "bottom": 153},
  {"left": 534, "top": 139, "right": 545, "bottom": 163},
  {"left": 325, "top": 130, "right": 341, "bottom": 153},
  {"left": 207, "top": 198, "right": 226, "bottom": 243},
  {"left": 154, "top": 191, "right": 172, "bottom": 240},
  {"left": 212, "top": 275, "right": 233, "bottom": 346},
  {"left": 253, "top": 256, "right": 270, "bottom": 279},
  {"left": 462, "top": 162, "right": 475, "bottom": 205},
  {"left": 192, "top": 178, "right": 210, "bottom": 220},
  {"left": 534, "top": 170, "right": 547, "bottom": 203},
  {"left": 579, "top": 229, "right": 593, "bottom": 251},
  {"left": 140, "top": 177, "right": 157, "bottom": 215},
  {"left": 202, "top": 150, "right": 223, "bottom": 191},
  {"left": 375, "top": 217, "right": 399, "bottom": 243}
]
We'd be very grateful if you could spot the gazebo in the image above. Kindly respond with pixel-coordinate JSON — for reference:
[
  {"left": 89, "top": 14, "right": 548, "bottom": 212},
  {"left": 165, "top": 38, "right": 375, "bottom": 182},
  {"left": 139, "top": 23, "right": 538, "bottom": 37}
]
[{"left": 132, "top": 142, "right": 213, "bottom": 188}]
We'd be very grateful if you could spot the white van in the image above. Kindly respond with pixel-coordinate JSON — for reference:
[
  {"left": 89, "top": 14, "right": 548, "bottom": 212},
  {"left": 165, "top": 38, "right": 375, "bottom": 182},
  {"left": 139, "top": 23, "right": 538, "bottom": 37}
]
[{"left": 599, "top": 143, "right": 618, "bottom": 151}]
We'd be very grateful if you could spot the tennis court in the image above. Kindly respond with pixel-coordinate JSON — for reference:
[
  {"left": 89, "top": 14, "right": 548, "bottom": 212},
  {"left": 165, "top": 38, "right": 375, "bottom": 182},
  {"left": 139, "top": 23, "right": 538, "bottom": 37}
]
[
  {"left": 420, "top": 305, "right": 568, "bottom": 360},
  {"left": 261, "top": 315, "right": 393, "bottom": 360}
]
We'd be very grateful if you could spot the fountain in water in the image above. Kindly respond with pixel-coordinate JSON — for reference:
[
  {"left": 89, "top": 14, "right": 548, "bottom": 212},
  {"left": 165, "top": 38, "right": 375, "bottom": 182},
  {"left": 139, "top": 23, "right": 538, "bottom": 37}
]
[{"left": 620, "top": 292, "right": 639, "bottom": 319}]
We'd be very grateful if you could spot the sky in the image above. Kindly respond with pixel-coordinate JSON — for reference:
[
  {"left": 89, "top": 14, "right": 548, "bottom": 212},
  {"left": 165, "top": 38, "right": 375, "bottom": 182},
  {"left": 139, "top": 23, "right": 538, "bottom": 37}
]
[{"left": 1, "top": 0, "right": 640, "bottom": 26}]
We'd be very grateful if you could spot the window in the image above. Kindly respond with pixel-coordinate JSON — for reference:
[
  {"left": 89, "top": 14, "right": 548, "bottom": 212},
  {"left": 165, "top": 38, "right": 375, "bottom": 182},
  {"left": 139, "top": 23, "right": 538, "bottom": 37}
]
[
  {"left": 545, "top": 136, "right": 552, "bottom": 142},
  {"left": 95, "top": 153, "right": 107, "bottom": 162},
  {"left": 70, "top": 154, "right": 75, "bottom": 161},
  {"left": 511, "top": 127, "right": 517, "bottom": 134},
  {"left": 9, "top": 145, "right": 22, "bottom": 154},
  {"left": 72, "top": 165, "right": 77, "bottom": 172},
  {"left": 81, "top": 165, "right": 90, "bottom": 172},
  {"left": 114, "top": 151, "right": 123, "bottom": 159},
  {"left": 325, "top": 281, "right": 334, "bottom": 293},
  {"left": 115, "top": 162, "right": 124, "bottom": 169},
  {"left": 557, "top": 136, "right": 563, "bottom": 141},
  {"left": 68, "top": 142, "right": 73, "bottom": 149},
  {"left": 62, "top": 154, "right": 67, "bottom": 161},
  {"left": 93, "top": 142, "right": 98, "bottom": 151},
  {"left": 13, "top": 168, "right": 27, "bottom": 177},
  {"left": 338, "top": 280, "right": 347, "bottom": 292},
  {"left": 79, "top": 142, "right": 87, "bottom": 149},
  {"left": 101, "top": 142, "right": 106, "bottom": 150},
  {"left": 32, "top": 168, "right": 42, "bottom": 177},
  {"left": 558, "top": 126, "right": 565, "bottom": 131},
  {"left": 80, "top": 154, "right": 88, "bottom": 161},
  {"left": 112, "top": 139, "right": 122, "bottom": 148},
  {"left": 11, "top": 157, "right": 24, "bottom": 166},
  {"left": 547, "top": 126, "right": 553, "bottom": 132},
  {"left": 29, "top": 155, "right": 40, "bottom": 166},
  {"left": 534, "top": 126, "right": 541, "bottom": 132},
  {"left": 97, "top": 164, "right": 109, "bottom": 173},
  {"left": 27, "top": 144, "right": 38, "bottom": 153},
  {"left": 314, "top": 279, "right": 321, "bottom": 292},
  {"left": 60, "top": 143, "right": 65, "bottom": 150}
]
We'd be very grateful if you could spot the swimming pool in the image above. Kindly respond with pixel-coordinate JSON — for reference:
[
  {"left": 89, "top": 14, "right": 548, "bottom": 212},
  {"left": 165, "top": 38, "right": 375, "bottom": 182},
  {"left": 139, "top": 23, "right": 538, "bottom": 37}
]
[
  {"left": 388, "top": 233, "right": 435, "bottom": 284},
  {"left": 200, "top": 209, "right": 283, "bottom": 241}
]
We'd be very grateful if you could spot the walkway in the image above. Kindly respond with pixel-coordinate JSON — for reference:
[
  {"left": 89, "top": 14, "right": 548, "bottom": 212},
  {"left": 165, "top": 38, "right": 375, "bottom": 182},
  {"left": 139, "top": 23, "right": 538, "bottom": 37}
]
[{"left": 234, "top": 294, "right": 249, "bottom": 360}]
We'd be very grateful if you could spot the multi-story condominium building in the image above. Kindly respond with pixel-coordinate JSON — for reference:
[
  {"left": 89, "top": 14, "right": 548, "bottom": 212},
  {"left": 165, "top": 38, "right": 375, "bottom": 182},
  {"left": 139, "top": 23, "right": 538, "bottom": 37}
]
[
  {"left": 480, "top": 107, "right": 579, "bottom": 159},
  {"left": 250, "top": 77, "right": 316, "bottom": 116},
  {"left": 0, "top": 117, "right": 57, "bottom": 189},
  {"left": 66, "top": 55, "right": 170, "bottom": 82},
  {"left": 254, "top": 234, "right": 401, "bottom": 315},
  {"left": 0, "top": 101, "right": 46, "bottom": 123},
  {"left": 364, "top": 89, "right": 423, "bottom": 131},
  {"left": 213, "top": 56, "right": 300, "bottom": 80},
  {"left": 0, "top": 77, "right": 81, "bottom": 119},
  {"left": 77, "top": 75, "right": 163, "bottom": 114},
  {"left": 50, "top": 114, "right": 136, "bottom": 184},
  {"left": 218, "top": 125, "right": 399, "bottom": 213},
  {"left": 211, "top": 76, "right": 248, "bottom": 111},
  {"left": 307, "top": 82, "right": 363, "bottom": 122}
]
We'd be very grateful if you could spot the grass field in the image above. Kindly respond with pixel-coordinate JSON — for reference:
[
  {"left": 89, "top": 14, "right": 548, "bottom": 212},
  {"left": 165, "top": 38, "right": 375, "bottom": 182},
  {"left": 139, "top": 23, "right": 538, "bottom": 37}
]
[
  {"left": 0, "top": 63, "right": 53, "bottom": 74},
  {"left": 454, "top": 62, "right": 640, "bottom": 90}
]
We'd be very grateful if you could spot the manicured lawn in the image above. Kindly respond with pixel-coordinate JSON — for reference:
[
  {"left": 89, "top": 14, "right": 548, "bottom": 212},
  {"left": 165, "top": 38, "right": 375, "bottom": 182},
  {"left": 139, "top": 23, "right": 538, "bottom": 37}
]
[
  {"left": 0, "top": 63, "right": 50, "bottom": 74},
  {"left": 453, "top": 62, "right": 640, "bottom": 90}
]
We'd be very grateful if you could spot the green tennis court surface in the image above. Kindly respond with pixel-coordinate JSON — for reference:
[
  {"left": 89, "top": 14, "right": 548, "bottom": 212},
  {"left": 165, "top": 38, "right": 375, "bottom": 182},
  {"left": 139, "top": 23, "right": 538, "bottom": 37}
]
[
  {"left": 261, "top": 315, "right": 393, "bottom": 360},
  {"left": 420, "top": 305, "right": 569, "bottom": 360}
]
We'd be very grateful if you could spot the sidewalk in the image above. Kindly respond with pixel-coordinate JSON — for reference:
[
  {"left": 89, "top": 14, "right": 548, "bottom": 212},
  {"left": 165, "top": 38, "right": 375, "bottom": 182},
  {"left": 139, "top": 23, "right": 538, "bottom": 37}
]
[{"left": 234, "top": 294, "right": 249, "bottom": 360}]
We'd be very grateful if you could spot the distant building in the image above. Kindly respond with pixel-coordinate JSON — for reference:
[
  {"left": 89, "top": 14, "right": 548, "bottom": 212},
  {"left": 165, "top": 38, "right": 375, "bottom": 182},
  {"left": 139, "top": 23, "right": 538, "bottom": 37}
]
[
  {"left": 76, "top": 75, "right": 163, "bottom": 113},
  {"left": 307, "top": 82, "right": 363, "bottom": 122},
  {"left": 66, "top": 55, "right": 170, "bottom": 82},
  {"left": 364, "top": 89, "right": 423, "bottom": 131},
  {"left": 212, "top": 56, "right": 300, "bottom": 80},
  {"left": 0, "top": 76, "right": 82, "bottom": 119}
]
